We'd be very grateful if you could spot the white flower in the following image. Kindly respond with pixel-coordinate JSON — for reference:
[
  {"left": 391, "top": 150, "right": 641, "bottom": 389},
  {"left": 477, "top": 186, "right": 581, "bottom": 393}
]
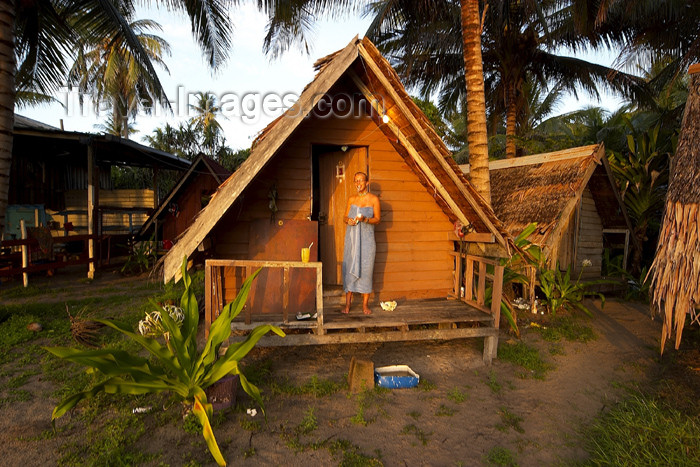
[
  {"left": 138, "top": 305, "right": 184, "bottom": 338},
  {"left": 246, "top": 408, "right": 257, "bottom": 417},
  {"left": 582, "top": 259, "right": 593, "bottom": 267}
]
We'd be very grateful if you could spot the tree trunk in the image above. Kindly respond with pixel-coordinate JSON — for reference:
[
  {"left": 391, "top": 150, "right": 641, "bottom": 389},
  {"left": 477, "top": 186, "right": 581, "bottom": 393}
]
[
  {"left": 460, "top": 0, "right": 491, "bottom": 205},
  {"left": 505, "top": 81, "right": 517, "bottom": 159},
  {"left": 0, "top": 1, "right": 16, "bottom": 234}
]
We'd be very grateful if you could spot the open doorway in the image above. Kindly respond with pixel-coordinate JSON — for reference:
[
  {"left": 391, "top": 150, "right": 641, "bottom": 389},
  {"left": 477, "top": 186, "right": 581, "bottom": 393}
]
[{"left": 311, "top": 145, "right": 368, "bottom": 285}]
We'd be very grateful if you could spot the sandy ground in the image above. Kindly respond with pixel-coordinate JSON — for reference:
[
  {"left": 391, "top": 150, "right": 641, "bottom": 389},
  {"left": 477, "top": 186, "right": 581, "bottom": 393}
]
[{"left": 0, "top": 270, "right": 665, "bottom": 466}]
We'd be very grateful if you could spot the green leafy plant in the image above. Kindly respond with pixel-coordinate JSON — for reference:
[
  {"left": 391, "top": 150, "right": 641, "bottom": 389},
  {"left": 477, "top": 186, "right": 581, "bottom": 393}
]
[
  {"left": 538, "top": 263, "right": 607, "bottom": 317},
  {"left": 487, "top": 223, "right": 545, "bottom": 337},
  {"left": 45, "top": 257, "right": 285, "bottom": 466},
  {"left": 602, "top": 249, "right": 651, "bottom": 302},
  {"left": 120, "top": 236, "right": 157, "bottom": 275}
]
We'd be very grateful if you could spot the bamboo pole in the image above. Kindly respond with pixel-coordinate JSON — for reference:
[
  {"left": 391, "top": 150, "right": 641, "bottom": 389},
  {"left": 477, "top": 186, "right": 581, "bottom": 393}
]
[{"left": 20, "top": 219, "right": 28, "bottom": 287}]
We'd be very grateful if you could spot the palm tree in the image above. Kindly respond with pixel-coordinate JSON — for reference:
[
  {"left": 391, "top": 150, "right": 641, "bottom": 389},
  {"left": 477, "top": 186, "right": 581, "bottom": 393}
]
[
  {"left": 94, "top": 113, "right": 138, "bottom": 138},
  {"left": 69, "top": 16, "right": 171, "bottom": 139},
  {"left": 0, "top": 0, "right": 233, "bottom": 232},
  {"left": 366, "top": 0, "right": 647, "bottom": 161},
  {"left": 190, "top": 91, "right": 224, "bottom": 156},
  {"left": 460, "top": 0, "right": 491, "bottom": 202}
]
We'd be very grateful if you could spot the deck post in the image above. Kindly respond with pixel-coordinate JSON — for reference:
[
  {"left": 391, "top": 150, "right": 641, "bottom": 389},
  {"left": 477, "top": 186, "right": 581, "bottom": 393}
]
[
  {"left": 283, "top": 266, "right": 290, "bottom": 323},
  {"left": 483, "top": 334, "right": 498, "bottom": 365},
  {"left": 205, "top": 261, "right": 212, "bottom": 339},
  {"left": 464, "top": 258, "right": 474, "bottom": 302},
  {"left": 245, "top": 265, "right": 252, "bottom": 325},
  {"left": 315, "top": 263, "right": 324, "bottom": 335},
  {"left": 483, "top": 263, "right": 504, "bottom": 365}
]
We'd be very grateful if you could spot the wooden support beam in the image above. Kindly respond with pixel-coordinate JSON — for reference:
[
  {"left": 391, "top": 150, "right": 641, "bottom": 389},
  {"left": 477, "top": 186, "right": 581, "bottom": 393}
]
[
  {"left": 459, "top": 144, "right": 600, "bottom": 173},
  {"left": 230, "top": 326, "right": 498, "bottom": 347},
  {"left": 462, "top": 233, "right": 495, "bottom": 243}
]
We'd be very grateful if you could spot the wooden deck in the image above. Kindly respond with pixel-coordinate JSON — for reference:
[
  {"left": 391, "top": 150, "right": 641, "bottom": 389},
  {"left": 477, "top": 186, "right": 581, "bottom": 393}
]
[
  {"left": 229, "top": 298, "right": 498, "bottom": 363},
  {"left": 209, "top": 255, "right": 504, "bottom": 365}
]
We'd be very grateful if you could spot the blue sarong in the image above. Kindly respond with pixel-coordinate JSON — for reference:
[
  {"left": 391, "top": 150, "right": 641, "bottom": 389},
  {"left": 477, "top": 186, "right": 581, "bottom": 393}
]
[{"left": 342, "top": 205, "right": 376, "bottom": 294}]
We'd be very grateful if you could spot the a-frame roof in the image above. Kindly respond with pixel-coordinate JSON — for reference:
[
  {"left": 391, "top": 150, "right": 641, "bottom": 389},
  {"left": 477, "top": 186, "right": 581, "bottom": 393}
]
[
  {"left": 139, "top": 153, "right": 231, "bottom": 237},
  {"left": 162, "top": 36, "right": 512, "bottom": 282},
  {"left": 460, "top": 143, "right": 639, "bottom": 253}
]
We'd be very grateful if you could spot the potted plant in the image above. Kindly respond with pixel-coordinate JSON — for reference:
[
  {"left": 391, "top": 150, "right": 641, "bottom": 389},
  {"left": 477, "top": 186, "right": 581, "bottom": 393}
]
[{"left": 45, "top": 257, "right": 284, "bottom": 466}]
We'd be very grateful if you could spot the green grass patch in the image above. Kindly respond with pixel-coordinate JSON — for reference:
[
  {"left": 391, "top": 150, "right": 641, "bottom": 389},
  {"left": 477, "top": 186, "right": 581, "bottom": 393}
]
[
  {"left": 408, "top": 410, "right": 421, "bottom": 419},
  {"left": 350, "top": 389, "right": 387, "bottom": 426},
  {"left": 239, "top": 418, "right": 261, "bottom": 432},
  {"left": 297, "top": 406, "right": 318, "bottom": 435},
  {"left": 400, "top": 423, "right": 431, "bottom": 445},
  {"left": 417, "top": 378, "right": 436, "bottom": 392},
  {"left": 0, "top": 284, "right": 48, "bottom": 300},
  {"left": 5, "top": 369, "right": 39, "bottom": 388},
  {"left": 435, "top": 404, "right": 457, "bottom": 416},
  {"left": 486, "top": 370, "right": 502, "bottom": 394},
  {"left": 585, "top": 395, "right": 700, "bottom": 466},
  {"left": 447, "top": 386, "right": 469, "bottom": 403},
  {"left": 534, "top": 316, "right": 596, "bottom": 343},
  {"left": 0, "top": 388, "right": 32, "bottom": 407},
  {"left": 496, "top": 407, "right": 524, "bottom": 433},
  {"left": 182, "top": 412, "right": 202, "bottom": 434},
  {"left": 58, "top": 411, "right": 156, "bottom": 466},
  {"left": 498, "top": 340, "right": 553, "bottom": 380},
  {"left": 483, "top": 446, "right": 518, "bottom": 466},
  {"left": 328, "top": 439, "right": 383, "bottom": 466},
  {"left": 271, "top": 374, "right": 343, "bottom": 397}
]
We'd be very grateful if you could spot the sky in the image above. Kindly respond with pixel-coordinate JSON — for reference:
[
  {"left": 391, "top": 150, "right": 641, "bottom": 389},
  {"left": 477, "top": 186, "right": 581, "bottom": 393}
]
[{"left": 19, "top": 4, "right": 625, "bottom": 151}]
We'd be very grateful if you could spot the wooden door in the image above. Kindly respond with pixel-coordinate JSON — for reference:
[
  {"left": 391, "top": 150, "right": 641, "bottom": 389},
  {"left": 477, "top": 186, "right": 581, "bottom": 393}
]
[{"left": 319, "top": 147, "right": 368, "bottom": 284}]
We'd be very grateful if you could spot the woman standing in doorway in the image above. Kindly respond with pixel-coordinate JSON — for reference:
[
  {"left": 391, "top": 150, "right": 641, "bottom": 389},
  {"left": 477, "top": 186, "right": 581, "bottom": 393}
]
[{"left": 342, "top": 171, "right": 381, "bottom": 315}]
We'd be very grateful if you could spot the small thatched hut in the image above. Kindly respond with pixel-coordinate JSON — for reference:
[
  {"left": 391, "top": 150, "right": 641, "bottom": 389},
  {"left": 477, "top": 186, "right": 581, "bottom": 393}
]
[
  {"left": 461, "top": 144, "right": 638, "bottom": 279},
  {"left": 138, "top": 154, "right": 231, "bottom": 245},
  {"left": 649, "top": 66, "right": 700, "bottom": 352}
]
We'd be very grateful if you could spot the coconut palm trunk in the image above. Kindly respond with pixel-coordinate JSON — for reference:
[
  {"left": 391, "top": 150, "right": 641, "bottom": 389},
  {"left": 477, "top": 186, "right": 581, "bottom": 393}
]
[
  {"left": 0, "top": 1, "right": 16, "bottom": 234},
  {"left": 505, "top": 81, "right": 517, "bottom": 158},
  {"left": 460, "top": 0, "right": 491, "bottom": 204}
]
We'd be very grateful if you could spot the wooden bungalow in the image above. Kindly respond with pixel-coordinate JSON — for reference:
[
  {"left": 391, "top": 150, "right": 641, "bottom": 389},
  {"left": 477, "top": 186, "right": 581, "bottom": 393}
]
[
  {"left": 160, "top": 37, "right": 514, "bottom": 362},
  {"left": 460, "top": 144, "right": 639, "bottom": 280},
  {"left": 138, "top": 153, "right": 231, "bottom": 245},
  {"left": 2, "top": 115, "right": 190, "bottom": 281}
]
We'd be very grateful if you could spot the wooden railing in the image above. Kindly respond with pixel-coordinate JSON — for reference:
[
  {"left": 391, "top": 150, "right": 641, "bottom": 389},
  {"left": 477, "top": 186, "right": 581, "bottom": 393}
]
[
  {"left": 450, "top": 253, "right": 504, "bottom": 322},
  {"left": 0, "top": 234, "right": 108, "bottom": 281},
  {"left": 205, "top": 259, "right": 323, "bottom": 338}
]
